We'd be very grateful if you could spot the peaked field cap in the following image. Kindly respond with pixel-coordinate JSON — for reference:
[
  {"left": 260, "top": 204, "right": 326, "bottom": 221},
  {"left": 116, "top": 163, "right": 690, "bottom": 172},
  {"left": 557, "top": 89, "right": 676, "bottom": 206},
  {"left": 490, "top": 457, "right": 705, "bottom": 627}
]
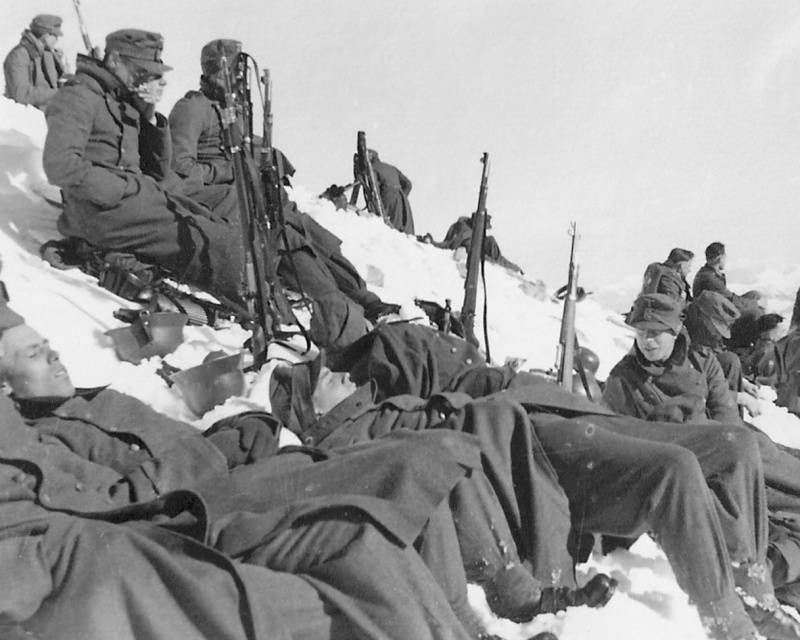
[
  {"left": 30, "top": 15, "right": 63, "bottom": 37},
  {"left": 627, "top": 293, "right": 684, "bottom": 334},
  {"left": 106, "top": 29, "right": 173, "bottom": 73},
  {"left": 691, "top": 291, "right": 740, "bottom": 339},
  {"left": 201, "top": 39, "right": 242, "bottom": 75}
]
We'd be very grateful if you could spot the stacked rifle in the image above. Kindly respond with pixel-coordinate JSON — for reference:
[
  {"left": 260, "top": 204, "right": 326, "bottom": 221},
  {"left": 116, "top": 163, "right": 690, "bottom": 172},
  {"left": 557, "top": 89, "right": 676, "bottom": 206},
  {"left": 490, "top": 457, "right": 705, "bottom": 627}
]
[
  {"left": 216, "top": 51, "right": 301, "bottom": 367},
  {"left": 351, "top": 131, "right": 387, "bottom": 221}
]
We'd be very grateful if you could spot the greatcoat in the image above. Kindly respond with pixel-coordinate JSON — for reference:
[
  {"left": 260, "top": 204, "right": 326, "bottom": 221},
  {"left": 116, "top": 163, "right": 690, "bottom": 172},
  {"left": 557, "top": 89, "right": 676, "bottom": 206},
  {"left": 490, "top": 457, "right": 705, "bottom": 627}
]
[
  {"left": 371, "top": 157, "right": 414, "bottom": 235},
  {"left": 1, "top": 389, "right": 481, "bottom": 640},
  {"left": 322, "top": 321, "right": 776, "bottom": 609},
  {"left": 3, "top": 30, "right": 64, "bottom": 109},
  {"left": 603, "top": 332, "right": 800, "bottom": 604},
  {"left": 168, "top": 88, "right": 385, "bottom": 314}
]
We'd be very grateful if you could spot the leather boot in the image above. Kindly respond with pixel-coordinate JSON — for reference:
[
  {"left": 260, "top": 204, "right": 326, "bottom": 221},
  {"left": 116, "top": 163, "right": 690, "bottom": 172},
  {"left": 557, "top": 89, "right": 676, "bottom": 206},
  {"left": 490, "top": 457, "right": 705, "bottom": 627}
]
[{"left": 483, "top": 567, "right": 617, "bottom": 623}]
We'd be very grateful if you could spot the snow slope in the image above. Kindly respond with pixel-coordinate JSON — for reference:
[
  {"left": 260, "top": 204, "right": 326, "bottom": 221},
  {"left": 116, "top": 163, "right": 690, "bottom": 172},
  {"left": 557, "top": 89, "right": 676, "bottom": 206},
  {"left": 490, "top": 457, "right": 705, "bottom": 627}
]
[{"left": 2, "top": 98, "right": 800, "bottom": 640}]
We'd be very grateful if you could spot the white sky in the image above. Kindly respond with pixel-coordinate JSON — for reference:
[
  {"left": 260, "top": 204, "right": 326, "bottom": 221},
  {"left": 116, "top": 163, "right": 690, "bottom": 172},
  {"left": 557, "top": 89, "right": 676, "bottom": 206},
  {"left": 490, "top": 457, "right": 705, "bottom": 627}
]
[{"left": 4, "top": 0, "right": 800, "bottom": 306}]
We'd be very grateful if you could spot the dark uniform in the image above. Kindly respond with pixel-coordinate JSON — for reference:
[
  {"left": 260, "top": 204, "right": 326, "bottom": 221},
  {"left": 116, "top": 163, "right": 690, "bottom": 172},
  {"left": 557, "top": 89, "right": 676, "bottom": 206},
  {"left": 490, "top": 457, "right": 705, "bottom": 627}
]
[
  {"left": 639, "top": 260, "right": 692, "bottom": 301},
  {"left": 43, "top": 38, "right": 244, "bottom": 306},
  {"left": 314, "top": 320, "right": 797, "bottom": 638},
  {"left": 166, "top": 39, "right": 392, "bottom": 320},
  {"left": 2, "top": 388, "right": 488, "bottom": 640},
  {"left": 4, "top": 15, "right": 66, "bottom": 110},
  {"left": 369, "top": 151, "right": 415, "bottom": 234},
  {"left": 606, "top": 294, "right": 800, "bottom": 613},
  {"left": 430, "top": 216, "right": 523, "bottom": 274}
]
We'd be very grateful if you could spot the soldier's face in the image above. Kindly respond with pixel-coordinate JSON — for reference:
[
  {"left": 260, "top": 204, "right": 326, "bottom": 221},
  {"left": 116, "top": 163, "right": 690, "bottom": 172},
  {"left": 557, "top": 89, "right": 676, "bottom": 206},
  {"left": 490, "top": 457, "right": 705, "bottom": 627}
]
[
  {"left": 677, "top": 260, "right": 693, "bottom": 277},
  {"left": 41, "top": 34, "right": 58, "bottom": 50},
  {"left": 634, "top": 327, "right": 678, "bottom": 363},
  {"left": 312, "top": 366, "right": 356, "bottom": 415},
  {"left": 0, "top": 325, "right": 75, "bottom": 398}
]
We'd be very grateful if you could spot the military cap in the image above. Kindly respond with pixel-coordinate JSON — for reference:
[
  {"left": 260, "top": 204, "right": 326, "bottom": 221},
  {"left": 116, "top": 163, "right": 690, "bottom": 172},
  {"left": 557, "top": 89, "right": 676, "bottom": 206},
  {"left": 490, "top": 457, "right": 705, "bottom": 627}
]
[
  {"left": 690, "top": 291, "right": 740, "bottom": 339},
  {"left": 30, "top": 15, "right": 63, "bottom": 38},
  {"left": 200, "top": 39, "right": 242, "bottom": 76},
  {"left": 626, "top": 293, "right": 684, "bottom": 334},
  {"left": 309, "top": 290, "right": 369, "bottom": 351},
  {"left": 105, "top": 29, "right": 173, "bottom": 73}
]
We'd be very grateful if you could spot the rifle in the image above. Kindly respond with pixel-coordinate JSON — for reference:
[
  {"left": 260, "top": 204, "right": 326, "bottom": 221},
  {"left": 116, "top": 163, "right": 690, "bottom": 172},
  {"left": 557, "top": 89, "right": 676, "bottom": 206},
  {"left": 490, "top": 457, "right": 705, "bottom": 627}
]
[
  {"left": 555, "top": 222, "right": 587, "bottom": 395},
  {"left": 217, "top": 53, "right": 294, "bottom": 367},
  {"left": 354, "top": 132, "right": 387, "bottom": 220},
  {"left": 460, "top": 153, "right": 491, "bottom": 361},
  {"left": 71, "top": 0, "right": 101, "bottom": 59}
]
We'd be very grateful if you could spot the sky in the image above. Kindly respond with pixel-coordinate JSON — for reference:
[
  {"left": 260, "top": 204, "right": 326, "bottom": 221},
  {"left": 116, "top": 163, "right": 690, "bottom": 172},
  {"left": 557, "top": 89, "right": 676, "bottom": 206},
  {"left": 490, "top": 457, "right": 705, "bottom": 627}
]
[{"left": 3, "top": 0, "right": 800, "bottom": 307}]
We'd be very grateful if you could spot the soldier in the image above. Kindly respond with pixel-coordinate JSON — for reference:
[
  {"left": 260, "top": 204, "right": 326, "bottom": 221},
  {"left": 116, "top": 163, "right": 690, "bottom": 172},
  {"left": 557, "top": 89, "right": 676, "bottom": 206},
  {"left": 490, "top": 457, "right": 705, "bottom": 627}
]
[
  {"left": 367, "top": 149, "right": 415, "bottom": 234},
  {"left": 638, "top": 247, "right": 694, "bottom": 301},
  {"left": 168, "top": 39, "right": 398, "bottom": 322},
  {"left": 693, "top": 242, "right": 762, "bottom": 313},
  {"left": 604, "top": 292, "right": 800, "bottom": 618},
  {"left": 4, "top": 14, "right": 68, "bottom": 110},
  {"left": 683, "top": 290, "right": 762, "bottom": 416},
  {"left": 423, "top": 214, "right": 524, "bottom": 274}
]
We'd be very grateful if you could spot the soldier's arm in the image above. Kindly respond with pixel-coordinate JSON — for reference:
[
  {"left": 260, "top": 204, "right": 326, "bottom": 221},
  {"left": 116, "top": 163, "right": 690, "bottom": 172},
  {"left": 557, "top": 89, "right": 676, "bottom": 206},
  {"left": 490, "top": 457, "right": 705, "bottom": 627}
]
[
  {"left": 43, "top": 87, "right": 131, "bottom": 207},
  {"left": 398, "top": 169, "right": 412, "bottom": 195},
  {"left": 168, "top": 97, "right": 232, "bottom": 185},
  {"left": 702, "top": 351, "right": 743, "bottom": 424},
  {"left": 4, "top": 47, "right": 57, "bottom": 108}
]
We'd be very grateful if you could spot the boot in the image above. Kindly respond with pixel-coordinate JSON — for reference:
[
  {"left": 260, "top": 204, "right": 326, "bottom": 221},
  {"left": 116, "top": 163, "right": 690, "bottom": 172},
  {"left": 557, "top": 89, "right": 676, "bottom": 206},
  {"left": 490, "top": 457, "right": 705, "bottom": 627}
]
[{"left": 483, "top": 567, "right": 617, "bottom": 623}]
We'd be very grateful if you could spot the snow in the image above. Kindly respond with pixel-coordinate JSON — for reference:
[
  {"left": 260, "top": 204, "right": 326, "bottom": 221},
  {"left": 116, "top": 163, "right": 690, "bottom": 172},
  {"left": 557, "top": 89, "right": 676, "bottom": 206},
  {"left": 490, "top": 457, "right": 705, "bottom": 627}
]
[{"left": 2, "top": 97, "right": 800, "bottom": 640}]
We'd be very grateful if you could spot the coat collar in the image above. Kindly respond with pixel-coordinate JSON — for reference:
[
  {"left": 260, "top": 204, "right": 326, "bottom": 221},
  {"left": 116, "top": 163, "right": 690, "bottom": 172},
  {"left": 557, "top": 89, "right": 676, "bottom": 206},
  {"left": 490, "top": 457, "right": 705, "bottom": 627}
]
[
  {"left": 73, "top": 56, "right": 127, "bottom": 98},
  {"left": 13, "top": 386, "right": 108, "bottom": 421}
]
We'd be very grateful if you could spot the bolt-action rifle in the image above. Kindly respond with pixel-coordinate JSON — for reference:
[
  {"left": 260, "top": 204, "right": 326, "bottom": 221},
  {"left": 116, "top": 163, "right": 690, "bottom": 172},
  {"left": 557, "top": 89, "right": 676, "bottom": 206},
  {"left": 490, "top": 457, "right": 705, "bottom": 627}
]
[
  {"left": 71, "top": 0, "right": 101, "bottom": 59},
  {"left": 554, "top": 223, "right": 595, "bottom": 398},
  {"left": 353, "top": 132, "right": 387, "bottom": 220},
  {"left": 460, "top": 153, "right": 491, "bottom": 361},
  {"left": 217, "top": 53, "right": 295, "bottom": 367}
]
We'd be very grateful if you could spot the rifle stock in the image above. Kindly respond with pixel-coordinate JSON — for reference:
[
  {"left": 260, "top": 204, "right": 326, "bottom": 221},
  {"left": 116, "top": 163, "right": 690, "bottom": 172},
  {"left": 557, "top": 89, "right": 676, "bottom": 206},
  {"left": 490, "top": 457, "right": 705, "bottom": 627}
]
[{"left": 461, "top": 153, "right": 490, "bottom": 352}]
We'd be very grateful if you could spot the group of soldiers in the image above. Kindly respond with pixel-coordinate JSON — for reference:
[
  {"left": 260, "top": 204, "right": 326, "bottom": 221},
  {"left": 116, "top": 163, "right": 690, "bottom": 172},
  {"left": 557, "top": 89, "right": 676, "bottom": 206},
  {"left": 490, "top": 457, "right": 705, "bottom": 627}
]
[{"left": 5, "top": 13, "right": 800, "bottom": 640}]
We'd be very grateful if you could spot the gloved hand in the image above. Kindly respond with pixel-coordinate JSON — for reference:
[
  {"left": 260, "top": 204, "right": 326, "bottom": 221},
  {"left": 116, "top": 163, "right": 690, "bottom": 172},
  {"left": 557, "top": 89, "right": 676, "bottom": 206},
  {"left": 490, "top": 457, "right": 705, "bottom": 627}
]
[
  {"left": 204, "top": 412, "right": 281, "bottom": 468},
  {"left": 647, "top": 394, "right": 705, "bottom": 423}
]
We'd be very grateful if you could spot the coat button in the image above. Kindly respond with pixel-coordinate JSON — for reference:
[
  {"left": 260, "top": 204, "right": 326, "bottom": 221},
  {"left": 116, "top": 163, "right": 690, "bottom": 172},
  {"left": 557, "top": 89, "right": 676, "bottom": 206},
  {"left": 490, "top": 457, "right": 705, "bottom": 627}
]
[
  {"left": 130, "top": 443, "right": 141, "bottom": 452},
  {"left": 40, "top": 493, "right": 51, "bottom": 504},
  {"left": 438, "top": 412, "right": 446, "bottom": 420},
  {"left": 465, "top": 358, "right": 473, "bottom": 365},
  {"left": 303, "top": 436, "right": 314, "bottom": 445},
  {"left": 450, "top": 347, "right": 457, "bottom": 354},
  {"left": 75, "top": 482, "right": 85, "bottom": 491}
]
